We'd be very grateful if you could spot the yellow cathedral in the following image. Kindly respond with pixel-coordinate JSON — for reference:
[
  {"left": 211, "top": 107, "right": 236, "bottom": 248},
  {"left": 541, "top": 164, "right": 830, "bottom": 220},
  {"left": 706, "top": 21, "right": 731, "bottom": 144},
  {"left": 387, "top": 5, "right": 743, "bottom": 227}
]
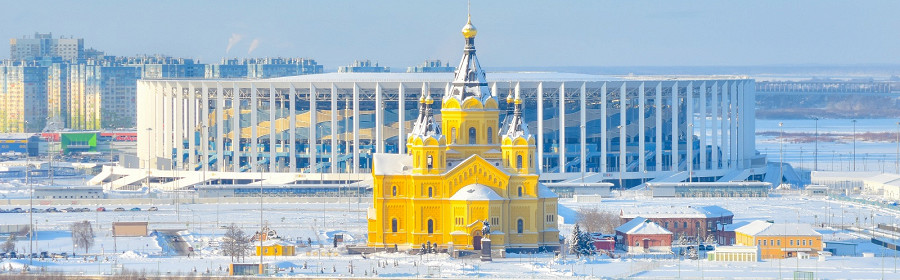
[{"left": 366, "top": 16, "right": 560, "bottom": 252}]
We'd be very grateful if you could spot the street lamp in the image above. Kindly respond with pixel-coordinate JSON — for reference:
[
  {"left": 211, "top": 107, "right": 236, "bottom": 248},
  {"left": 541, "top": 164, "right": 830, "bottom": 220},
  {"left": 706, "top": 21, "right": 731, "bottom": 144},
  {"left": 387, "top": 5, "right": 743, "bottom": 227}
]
[
  {"left": 146, "top": 127, "right": 153, "bottom": 188},
  {"left": 895, "top": 122, "right": 899, "bottom": 174},
  {"left": 779, "top": 122, "right": 784, "bottom": 188},
  {"left": 259, "top": 162, "right": 265, "bottom": 275},
  {"left": 25, "top": 120, "right": 33, "bottom": 268},
  {"left": 852, "top": 119, "right": 857, "bottom": 172},
  {"left": 814, "top": 117, "right": 819, "bottom": 172}
]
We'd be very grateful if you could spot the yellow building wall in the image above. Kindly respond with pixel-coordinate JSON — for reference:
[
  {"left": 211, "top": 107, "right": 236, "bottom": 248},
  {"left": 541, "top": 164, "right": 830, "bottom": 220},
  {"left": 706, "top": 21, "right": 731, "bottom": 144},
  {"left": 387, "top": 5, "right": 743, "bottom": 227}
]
[
  {"left": 255, "top": 244, "right": 295, "bottom": 256},
  {"left": 735, "top": 232, "right": 822, "bottom": 259}
]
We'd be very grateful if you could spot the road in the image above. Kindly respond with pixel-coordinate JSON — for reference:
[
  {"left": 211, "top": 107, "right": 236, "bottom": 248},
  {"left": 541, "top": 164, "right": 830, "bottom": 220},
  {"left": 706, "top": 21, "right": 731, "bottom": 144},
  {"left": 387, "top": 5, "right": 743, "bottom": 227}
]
[{"left": 155, "top": 229, "right": 191, "bottom": 256}]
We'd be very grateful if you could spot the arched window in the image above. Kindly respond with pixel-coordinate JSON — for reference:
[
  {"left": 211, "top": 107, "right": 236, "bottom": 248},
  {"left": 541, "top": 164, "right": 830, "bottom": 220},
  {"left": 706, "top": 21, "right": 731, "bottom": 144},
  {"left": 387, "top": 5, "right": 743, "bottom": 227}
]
[
  {"left": 487, "top": 127, "right": 493, "bottom": 143},
  {"left": 391, "top": 218, "right": 398, "bottom": 233},
  {"left": 428, "top": 187, "right": 433, "bottom": 198},
  {"left": 516, "top": 155, "right": 523, "bottom": 170},
  {"left": 468, "top": 127, "right": 477, "bottom": 144},
  {"left": 426, "top": 155, "right": 433, "bottom": 170},
  {"left": 450, "top": 127, "right": 456, "bottom": 143},
  {"left": 427, "top": 219, "right": 434, "bottom": 235},
  {"left": 517, "top": 219, "right": 524, "bottom": 234},
  {"left": 517, "top": 187, "right": 523, "bottom": 197},
  {"left": 392, "top": 186, "right": 397, "bottom": 197}
]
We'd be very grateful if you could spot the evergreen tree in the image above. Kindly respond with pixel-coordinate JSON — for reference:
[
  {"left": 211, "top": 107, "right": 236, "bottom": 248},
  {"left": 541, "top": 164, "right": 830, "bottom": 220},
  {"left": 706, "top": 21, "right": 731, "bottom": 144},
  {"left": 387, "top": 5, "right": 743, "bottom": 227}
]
[{"left": 569, "top": 224, "right": 594, "bottom": 257}]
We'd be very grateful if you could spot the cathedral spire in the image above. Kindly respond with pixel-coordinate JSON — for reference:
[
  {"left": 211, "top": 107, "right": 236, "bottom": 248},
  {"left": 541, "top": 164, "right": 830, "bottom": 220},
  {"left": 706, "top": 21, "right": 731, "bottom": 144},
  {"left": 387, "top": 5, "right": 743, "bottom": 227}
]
[
  {"left": 444, "top": 15, "right": 493, "bottom": 104},
  {"left": 411, "top": 84, "right": 441, "bottom": 137},
  {"left": 502, "top": 87, "right": 529, "bottom": 139}
]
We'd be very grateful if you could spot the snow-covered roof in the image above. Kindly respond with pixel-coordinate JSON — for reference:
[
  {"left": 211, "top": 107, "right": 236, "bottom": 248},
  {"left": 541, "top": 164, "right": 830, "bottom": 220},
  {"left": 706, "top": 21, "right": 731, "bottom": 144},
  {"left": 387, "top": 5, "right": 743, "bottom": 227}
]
[
  {"left": 615, "top": 217, "right": 672, "bottom": 235},
  {"left": 259, "top": 240, "right": 294, "bottom": 247},
  {"left": 734, "top": 220, "right": 821, "bottom": 237},
  {"left": 620, "top": 205, "right": 733, "bottom": 219},
  {"left": 537, "top": 184, "right": 558, "bottom": 198},
  {"left": 372, "top": 153, "right": 413, "bottom": 175},
  {"left": 449, "top": 184, "right": 506, "bottom": 201}
]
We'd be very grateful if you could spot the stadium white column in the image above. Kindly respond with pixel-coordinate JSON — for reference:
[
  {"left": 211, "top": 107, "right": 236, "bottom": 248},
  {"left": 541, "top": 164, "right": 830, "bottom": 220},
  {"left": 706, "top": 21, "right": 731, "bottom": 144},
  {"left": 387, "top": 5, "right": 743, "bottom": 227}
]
[
  {"left": 744, "top": 81, "right": 756, "bottom": 167},
  {"left": 216, "top": 83, "right": 225, "bottom": 172},
  {"left": 600, "top": 82, "right": 607, "bottom": 173},
  {"left": 721, "top": 81, "right": 729, "bottom": 169},
  {"left": 304, "top": 84, "right": 312, "bottom": 173},
  {"left": 711, "top": 82, "right": 719, "bottom": 170},
  {"left": 732, "top": 81, "right": 739, "bottom": 169},
  {"left": 699, "top": 82, "right": 707, "bottom": 170},
  {"left": 687, "top": 81, "right": 694, "bottom": 174},
  {"left": 137, "top": 82, "right": 149, "bottom": 168},
  {"left": 250, "top": 84, "right": 258, "bottom": 172},
  {"left": 330, "top": 83, "right": 337, "bottom": 173},
  {"left": 619, "top": 82, "right": 626, "bottom": 174},
  {"left": 537, "top": 82, "right": 544, "bottom": 173},
  {"left": 163, "top": 82, "right": 173, "bottom": 168},
  {"left": 729, "top": 81, "right": 737, "bottom": 169},
  {"left": 269, "top": 84, "right": 276, "bottom": 172},
  {"left": 638, "top": 82, "right": 646, "bottom": 173},
  {"left": 671, "top": 82, "right": 679, "bottom": 172},
  {"left": 289, "top": 84, "right": 298, "bottom": 172},
  {"left": 188, "top": 82, "right": 196, "bottom": 171},
  {"left": 201, "top": 83, "right": 209, "bottom": 174},
  {"left": 375, "top": 82, "right": 384, "bottom": 154},
  {"left": 174, "top": 82, "right": 184, "bottom": 170},
  {"left": 558, "top": 83, "right": 566, "bottom": 172},
  {"left": 353, "top": 82, "right": 360, "bottom": 173},
  {"left": 232, "top": 83, "right": 241, "bottom": 172},
  {"left": 655, "top": 82, "right": 663, "bottom": 172},
  {"left": 398, "top": 83, "right": 405, "bottom": 154},
  {"left": 579, "top": 82, "right": 587, "bottom": 173}
]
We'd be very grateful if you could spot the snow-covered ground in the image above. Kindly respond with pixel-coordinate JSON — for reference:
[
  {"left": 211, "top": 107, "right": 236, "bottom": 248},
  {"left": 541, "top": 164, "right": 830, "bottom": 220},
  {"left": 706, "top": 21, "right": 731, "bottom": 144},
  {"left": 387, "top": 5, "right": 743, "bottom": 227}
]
[{"left": 1, "top": 193, "right": 899, "bottom": 279}]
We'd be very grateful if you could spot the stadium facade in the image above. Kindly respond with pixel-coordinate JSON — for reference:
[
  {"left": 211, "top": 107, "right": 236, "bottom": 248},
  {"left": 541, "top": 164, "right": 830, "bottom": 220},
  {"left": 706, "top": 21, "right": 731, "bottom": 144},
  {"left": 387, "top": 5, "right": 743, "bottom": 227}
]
[{"left": 133, "top": 71, "right": 762, "bottom": 188}]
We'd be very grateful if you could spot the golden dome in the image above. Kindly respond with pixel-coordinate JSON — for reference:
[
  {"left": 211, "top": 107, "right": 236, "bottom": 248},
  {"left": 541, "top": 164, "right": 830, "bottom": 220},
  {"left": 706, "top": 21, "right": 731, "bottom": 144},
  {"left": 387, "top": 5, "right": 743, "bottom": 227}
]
[{"left": 461, "top": 16, "right": 477, "bottom": 38}]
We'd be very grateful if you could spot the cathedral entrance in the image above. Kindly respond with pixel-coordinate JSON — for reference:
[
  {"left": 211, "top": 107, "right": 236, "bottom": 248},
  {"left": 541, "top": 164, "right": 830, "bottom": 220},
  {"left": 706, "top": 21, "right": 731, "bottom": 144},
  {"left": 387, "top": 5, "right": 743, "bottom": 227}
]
[{"left": 472, "top": 230, "right": 483, "bottom": 250}]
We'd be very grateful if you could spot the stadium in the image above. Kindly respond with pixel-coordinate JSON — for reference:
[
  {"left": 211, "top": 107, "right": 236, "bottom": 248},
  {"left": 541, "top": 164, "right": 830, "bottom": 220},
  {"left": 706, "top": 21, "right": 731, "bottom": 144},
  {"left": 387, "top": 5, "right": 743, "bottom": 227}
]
[{"left": 93, "top": 72, "right": 764, "bottom": 191}]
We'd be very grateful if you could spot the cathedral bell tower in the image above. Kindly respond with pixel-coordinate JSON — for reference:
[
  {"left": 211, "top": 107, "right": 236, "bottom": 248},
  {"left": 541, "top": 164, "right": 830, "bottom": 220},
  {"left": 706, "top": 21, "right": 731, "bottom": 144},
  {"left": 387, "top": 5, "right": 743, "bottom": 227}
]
[
  {"left": 500, "top": 88, "right": 536, "bottom": 174},
  {"left": 440, "top": 16, "right": 501, "bottom": 160},
  {"left": 407, "top": 88, "right": 447, "bottom": 175}
]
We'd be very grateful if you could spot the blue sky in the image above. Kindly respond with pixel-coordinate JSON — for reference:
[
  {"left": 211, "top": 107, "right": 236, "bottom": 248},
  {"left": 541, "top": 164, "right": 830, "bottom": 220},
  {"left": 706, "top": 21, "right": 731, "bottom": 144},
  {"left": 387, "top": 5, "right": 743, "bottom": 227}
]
[{"left": 3, "top": 1, "right": 898, "bottom": 69}]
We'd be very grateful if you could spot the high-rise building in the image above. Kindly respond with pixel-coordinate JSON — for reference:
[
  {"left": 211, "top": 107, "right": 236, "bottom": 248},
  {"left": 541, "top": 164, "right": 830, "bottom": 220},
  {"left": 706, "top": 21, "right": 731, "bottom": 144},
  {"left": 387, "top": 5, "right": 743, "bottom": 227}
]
[
  {"left": 407, "top": 59, "right": 454, "bottom": 73},
  {"left": 0, "top": 63, "right": 48, "bottom": 132},
  {"left": 67, "top": 62, "right": 140, "bottom": 130},
  {"left": 338, "top": 60, "right": 390, "bottom": 73},
  {"left": 9, "top": 33, "right": 84, "bottom": 61}
]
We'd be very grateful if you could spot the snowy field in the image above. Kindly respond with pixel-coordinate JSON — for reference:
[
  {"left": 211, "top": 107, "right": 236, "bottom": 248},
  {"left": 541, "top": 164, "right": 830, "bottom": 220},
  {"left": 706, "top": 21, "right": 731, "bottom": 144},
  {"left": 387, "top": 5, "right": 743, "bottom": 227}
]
[{"left": 1, "top": 193, "right": 899, "bottom": 279}]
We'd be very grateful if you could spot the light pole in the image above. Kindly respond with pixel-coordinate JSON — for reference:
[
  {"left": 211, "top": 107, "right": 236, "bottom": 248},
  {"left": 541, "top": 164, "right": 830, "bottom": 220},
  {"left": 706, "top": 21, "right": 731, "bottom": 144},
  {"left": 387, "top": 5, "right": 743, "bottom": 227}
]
[
  {"left": 814, "top": 117, "right": 819, "bottom": 172},
  {"left": 779, "top": 122, "right": 784, "bottom": 188},
  {"left": 259, "top": 162, "right": 265, "bottom": 275},
  {"left": 852, "top": 119, "right": 857, "bottom": 172},
  {"left": 895, "top": 121, "right": 899, "bottom": 174},
  {"left": 146, "top": 127, "right": 153, "bottom": 188},
  {"left": 25, "top": 120, "right": 33, "bottom": 268}
]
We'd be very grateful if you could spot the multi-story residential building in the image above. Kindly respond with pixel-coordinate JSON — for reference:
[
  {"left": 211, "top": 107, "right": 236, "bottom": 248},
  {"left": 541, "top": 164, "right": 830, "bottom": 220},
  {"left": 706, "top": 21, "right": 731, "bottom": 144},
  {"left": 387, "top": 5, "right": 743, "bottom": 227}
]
[
  {"left": 407, "top": 59, "right": 454, "bottom": 73},
  {"left": 10, "top": 33, "right": 84, "bottom": 61},
  {"left": 0, "top": 62, "right": 48, "bottom": 132},
  {"left": 67, "top": 62, "right": 140, "bottom": 130},
  {"left": 338, "top": 60, "right": 390, "bottom": 73},
  {"left": 206, "top": 58, "right": 323, "bottom": 78}
]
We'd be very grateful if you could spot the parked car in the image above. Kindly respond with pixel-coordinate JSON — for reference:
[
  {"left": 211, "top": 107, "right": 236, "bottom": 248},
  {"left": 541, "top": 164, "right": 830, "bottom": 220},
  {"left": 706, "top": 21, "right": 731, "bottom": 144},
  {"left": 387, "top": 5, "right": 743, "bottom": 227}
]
[
  {"left": 40, "top": 251, "right": 49, "bottom": 258},
  {"left": 130, "top": 207, "right": 141, "bottom": 211},
  {"left": 46, "top": 207, "right": 58, "bottom": 213},
  {"left": 0, "top": 252, "right": 7, "bottom": 258},
  {"left": 148, "top": 207, "right": 158, "bottom": 211},
  {"left": 114, "top": 207, "right": 125, "bottom": 212},
  {"left": 8, "top": 251, "right": 16, "bottom": 258},
  {"left": 96, "top": 207, "right": 106, "bottom": 212},
  {"left": 79, "top": 207, "right": 91, "bottom": 212}
]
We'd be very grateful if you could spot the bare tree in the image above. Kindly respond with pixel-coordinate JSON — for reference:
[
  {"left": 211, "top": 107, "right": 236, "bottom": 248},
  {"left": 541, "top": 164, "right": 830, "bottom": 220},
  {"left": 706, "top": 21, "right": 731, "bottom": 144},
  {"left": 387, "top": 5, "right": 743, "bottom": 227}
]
[
  {"left": 575, "top": 208, "right": 620, "bottom": 234},
  {"left": 2, "top": 234, "right": 16, "bottom": 253},
  {"left": 223, "top": 224, "right": 250, "bottom": 262},
  {"left": 70, "top": 220, "right": 94, "bottom": 253}
]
